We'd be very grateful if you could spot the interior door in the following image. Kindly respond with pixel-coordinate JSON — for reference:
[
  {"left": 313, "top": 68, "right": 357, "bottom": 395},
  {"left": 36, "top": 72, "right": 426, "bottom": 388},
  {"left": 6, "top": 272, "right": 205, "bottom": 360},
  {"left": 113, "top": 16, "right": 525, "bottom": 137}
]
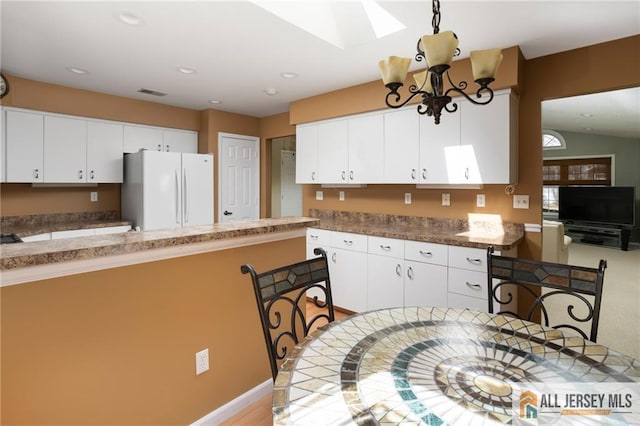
[
  {"left": 280, "top": 150, "right": 302, "bottom": 216},
  {"left": 218, "top": 133, "right": 259, "bottom": 222}
]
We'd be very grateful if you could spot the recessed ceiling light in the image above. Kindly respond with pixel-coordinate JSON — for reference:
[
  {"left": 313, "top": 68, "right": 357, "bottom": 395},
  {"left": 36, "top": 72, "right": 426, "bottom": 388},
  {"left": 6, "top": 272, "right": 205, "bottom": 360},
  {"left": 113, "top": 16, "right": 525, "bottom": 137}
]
[
  {"left": 208, "top": 99, "right": 222, "bottom": 104},
  {"left": 583, "top": 127, "right": 593, "bottom": 131},
  {"left": 118, "top": 11, "right": 144, "bottom": 26},
  {"left": 280, "top": 72, "right": 298, "bottom": 79},
  {"left": 264, "top": 88, "right": 279, "bottom": 96},
  {"left": 177, "top": 67, "right": 196, "bottom": 75},
  {"left": 67, "top": 67, "right": 89, "bottom": 75},
  {"left": 580, "top": 113, "right": 594, "bottom": 117}
]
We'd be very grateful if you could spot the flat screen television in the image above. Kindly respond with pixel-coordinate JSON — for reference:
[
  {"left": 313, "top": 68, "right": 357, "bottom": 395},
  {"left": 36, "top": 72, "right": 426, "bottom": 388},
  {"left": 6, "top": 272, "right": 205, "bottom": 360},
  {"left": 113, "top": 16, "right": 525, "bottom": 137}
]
[{"left": 558, "top": 186, "right": 636, "bottom": 226}]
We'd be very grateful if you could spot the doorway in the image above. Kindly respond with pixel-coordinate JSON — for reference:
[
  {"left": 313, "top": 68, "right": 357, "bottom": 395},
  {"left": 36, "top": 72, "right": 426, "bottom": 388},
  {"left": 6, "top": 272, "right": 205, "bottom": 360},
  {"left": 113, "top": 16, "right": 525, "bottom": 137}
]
[
  {"left": 270, "top": 136, "right": 302, "bottom": 217},
  {"left": 218, "top": 132, "right": 260, "bottom": 223}
]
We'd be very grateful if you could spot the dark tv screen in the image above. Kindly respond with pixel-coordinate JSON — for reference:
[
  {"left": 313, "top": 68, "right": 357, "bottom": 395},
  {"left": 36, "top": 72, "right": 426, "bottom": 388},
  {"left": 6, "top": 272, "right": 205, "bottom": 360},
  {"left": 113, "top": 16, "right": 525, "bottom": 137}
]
[{"left": 558, "top": 186, "right": 636, "bottom": 226}]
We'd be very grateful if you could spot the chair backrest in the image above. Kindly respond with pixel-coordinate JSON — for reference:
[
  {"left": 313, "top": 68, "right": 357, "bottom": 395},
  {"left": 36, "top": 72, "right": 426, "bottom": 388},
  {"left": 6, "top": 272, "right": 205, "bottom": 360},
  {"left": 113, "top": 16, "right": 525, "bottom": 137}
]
[
  {"left": 241, "top": 247, "right": 335, "bottom": 381},
  {"left": 487, "top": 246, "right": 606, "bottom": 342}
]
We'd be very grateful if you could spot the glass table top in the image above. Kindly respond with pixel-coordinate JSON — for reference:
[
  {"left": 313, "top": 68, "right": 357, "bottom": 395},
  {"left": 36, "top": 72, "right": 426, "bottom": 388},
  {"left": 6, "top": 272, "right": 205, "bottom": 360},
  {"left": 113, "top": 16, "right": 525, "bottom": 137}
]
[{"left": 273, "top": 307, "right": 639, "bottom": 425}]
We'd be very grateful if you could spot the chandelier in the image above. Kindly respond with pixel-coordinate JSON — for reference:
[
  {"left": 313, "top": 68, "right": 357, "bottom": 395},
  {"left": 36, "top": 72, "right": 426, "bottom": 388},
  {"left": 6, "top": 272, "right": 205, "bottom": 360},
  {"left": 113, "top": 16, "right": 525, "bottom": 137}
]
[{"left": 378, "top": 0, "right": 503, "bottom": 124}]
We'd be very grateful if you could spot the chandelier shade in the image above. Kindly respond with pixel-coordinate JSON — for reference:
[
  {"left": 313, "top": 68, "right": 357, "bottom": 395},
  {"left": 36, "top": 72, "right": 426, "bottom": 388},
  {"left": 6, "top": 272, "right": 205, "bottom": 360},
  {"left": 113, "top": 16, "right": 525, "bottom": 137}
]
[
  {"left": 378, "top": 0, "right": 502, "bottom": 125},
  {"left": 378, "top": 56, "right": 412, "bottom": 86}
]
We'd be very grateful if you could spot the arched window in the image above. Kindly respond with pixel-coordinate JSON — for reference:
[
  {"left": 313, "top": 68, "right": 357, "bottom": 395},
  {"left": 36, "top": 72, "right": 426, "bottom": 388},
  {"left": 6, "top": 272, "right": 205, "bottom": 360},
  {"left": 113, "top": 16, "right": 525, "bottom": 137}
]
[{"left": 542, "top": 129, "right": 566, "bottom": 149}]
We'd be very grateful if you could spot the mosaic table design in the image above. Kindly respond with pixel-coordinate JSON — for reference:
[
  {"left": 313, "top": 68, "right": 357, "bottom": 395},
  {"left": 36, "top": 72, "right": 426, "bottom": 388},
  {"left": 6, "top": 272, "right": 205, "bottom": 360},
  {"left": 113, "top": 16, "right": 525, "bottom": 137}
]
[{"left": 272, "top": 307, "right": 639, "bottom": 425}]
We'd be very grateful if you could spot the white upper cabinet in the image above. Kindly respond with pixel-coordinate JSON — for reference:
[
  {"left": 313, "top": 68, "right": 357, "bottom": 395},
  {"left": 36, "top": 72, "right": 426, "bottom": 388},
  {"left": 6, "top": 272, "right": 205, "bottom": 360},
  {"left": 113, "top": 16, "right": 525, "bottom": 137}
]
[
  {"left": 295, "top": 124, "right": 319, "bottom": 184},
  {"left": 44, "top": 115, "right": 87, "bottom": 182},
  {"left": 87, "top": 121, "right": 123, "bottom": 183},
  {"left": 418, "top": 106, "right": 461, "bottom": 184},
  {"left": 317, "top": 119, "right": 349, "bottom": 184},
  {"left": 460, "top": 90, "right": 518, "bottom": 184},
  {"left": 384, "top": 109, "right": 419, "bottom": 183},
  {"left": 163, "top": 129, "right": 197, "bottom": 153},
  {"left": 123, "top": 125, "right": 163, "bottom": 153},
  {"left": 348, "top": 114, "right": 383, "bottom": 183},
  {"left": 5, "top": 109, "right": 44, "bottom": 183}
]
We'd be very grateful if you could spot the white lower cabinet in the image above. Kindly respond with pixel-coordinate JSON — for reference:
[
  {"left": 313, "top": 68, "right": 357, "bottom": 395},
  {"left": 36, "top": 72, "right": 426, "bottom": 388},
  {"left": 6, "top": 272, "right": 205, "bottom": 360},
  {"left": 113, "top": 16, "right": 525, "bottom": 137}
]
[
  {"left": 307, "top": 228, "right": 507, "bottom": 313},
  {"left": 306, "top": 228, "right": 331, "bottom": 302}
]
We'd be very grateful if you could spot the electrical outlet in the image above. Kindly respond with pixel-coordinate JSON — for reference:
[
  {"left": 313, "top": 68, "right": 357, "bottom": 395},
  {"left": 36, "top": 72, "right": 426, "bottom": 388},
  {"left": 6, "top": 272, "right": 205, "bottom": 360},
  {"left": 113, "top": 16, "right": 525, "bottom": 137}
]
[
  {"left": 442, "top": 193, "right": 450, "bottom": 206},
  {"left": 404, "top": 193, "right": 412, "bottom": 204},
  {"left": 513, "top": 194, "right": 530, "bottom": 209},
  {"left": 476, "top": 194, "right": 485, "bottom": 208},
  {"left": 195, "top": 348, "right": 209, "bottom": 375},
  {"left": 90, "top": 191, "right": 98, "bottom": 202},
  {"left": 315, "top": 191, "right": 323, "bottom": 201},
  {"left": 339, "top": 191, "right": 345, "bottom": 201}
]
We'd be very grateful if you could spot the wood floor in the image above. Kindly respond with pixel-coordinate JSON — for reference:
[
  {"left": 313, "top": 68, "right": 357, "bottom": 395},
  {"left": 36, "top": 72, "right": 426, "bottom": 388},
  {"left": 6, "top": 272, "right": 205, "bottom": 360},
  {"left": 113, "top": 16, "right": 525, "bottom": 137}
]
[{"left": 221, "top": 302, "right": 350, "bottom": 425}]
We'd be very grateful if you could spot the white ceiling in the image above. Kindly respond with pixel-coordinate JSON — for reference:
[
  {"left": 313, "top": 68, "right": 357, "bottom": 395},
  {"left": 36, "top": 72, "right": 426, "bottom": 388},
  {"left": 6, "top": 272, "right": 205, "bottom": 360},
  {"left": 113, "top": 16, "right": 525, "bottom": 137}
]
[{"left": 1, "top": 0, "right": 639, "bottom": 133}]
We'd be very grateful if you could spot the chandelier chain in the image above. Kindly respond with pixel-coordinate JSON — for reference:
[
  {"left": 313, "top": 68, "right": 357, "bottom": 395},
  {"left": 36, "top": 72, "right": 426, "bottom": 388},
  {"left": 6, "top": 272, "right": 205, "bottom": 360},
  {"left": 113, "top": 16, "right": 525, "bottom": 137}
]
[{"left": 432, "top": 0, "right": 441, "bottom": 34}]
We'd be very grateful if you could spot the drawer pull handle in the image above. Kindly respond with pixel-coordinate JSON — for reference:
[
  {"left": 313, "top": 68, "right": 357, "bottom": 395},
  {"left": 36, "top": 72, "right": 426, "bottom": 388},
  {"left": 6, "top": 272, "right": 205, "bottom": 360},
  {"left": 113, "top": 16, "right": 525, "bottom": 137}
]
[
  {"left": 419, "top": 250, "right": 433, "bottom": 257},
  {"left": 395, "top": 264, "right": 402, "bottom": 276},
  {"left": 407, "top": 266, "right": 414, "bottom": 280},
  {"left": 466, "top": 257, "right": 482, "bottom": 264},
  {"left": 331, "top": 252, "right": 336, "bottom": 263},
  {"left": 466, "top": 282, "right": 482, "bottom": 290},
  {"left": 309, "top": 235, "right": 318, "bottom": 239},
  {"left": 380, "top": 245, "right": 391, "bottom": 250},
  {"left": 343, "top": 240, "right": 353, "bottom": 245}
]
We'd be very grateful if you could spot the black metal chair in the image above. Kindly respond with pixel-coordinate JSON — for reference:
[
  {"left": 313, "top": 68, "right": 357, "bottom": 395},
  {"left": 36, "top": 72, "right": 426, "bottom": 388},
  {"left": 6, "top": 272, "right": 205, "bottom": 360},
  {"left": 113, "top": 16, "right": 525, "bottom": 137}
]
[
  {"left": 487, "top": 246, "right": 606, "bottom": 342},
  {"left": 241, "top": 247, "right": 335, "bottom": 381}
]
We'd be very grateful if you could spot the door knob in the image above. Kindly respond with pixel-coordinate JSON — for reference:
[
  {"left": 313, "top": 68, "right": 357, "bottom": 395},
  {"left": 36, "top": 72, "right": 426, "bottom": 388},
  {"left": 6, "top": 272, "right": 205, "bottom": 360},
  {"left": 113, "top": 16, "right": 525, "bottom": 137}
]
[{"left": 223, "top": 210, "right": 233, "bottom": 216}]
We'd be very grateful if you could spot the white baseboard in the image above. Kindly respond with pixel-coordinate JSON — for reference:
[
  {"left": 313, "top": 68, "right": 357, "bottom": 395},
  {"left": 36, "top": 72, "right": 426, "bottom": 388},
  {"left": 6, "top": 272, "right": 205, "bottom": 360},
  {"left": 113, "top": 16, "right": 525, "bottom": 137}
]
[{"left": 191, "top": 379, "right": 273, "bottom": 425}]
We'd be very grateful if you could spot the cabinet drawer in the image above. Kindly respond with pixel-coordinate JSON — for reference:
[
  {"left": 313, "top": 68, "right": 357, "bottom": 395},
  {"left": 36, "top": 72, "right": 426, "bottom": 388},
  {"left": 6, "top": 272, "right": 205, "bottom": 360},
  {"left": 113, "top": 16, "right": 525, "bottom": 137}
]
[
  {"left": 307, "top": 228, "right": 331, "bottom": 246},
  {"left": 404, "top": 240, "right": 448, "bottom": 265},
  {"left": 368, "top": 236, "right": 404, "bottom": 258},
  {"left": 448, "top": 246, "right": 488, "bottom": 272},
  {"left": 448, "top": 268, "right": 487, "bottom": 299},
  {"left": 447, "top": 292, "right": 487, "bottom": 312},
  {"left": 330, "top": 231, "right": 367, "bottom": 252}
]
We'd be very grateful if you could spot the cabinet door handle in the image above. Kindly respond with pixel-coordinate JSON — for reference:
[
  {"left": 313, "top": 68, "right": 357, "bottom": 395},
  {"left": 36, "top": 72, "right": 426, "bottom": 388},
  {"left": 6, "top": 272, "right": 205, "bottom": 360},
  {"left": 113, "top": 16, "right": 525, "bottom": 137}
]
[
  {"left": 422, "top": 168, "right": 427, "bottom": 180},
  {"left": 34, "top": 169, "right": 39, "bottom": 179},
  {"left": 395, "top": 264, "right": 402, "bottom": 276},
  {"left": 464, "top": 167, "right": 470, "bottom": 180},
  {"left": 78, "top": 170, "right": 83, "bottom": 180},
  {"left": 165, "top": 144, "right": 170, "bottom": 152},
  {"left": 343, "top": 240, "right": 353, "bottom": 246},
  {"left": 309, "top": 235, "right": 318, "bottom": 240},
  {"left": 90, "top": 170, "right": 95, "bottom": 180},
  {"left": 419, "top": 250, "right": 433, "bottom": 257},
  {"left": 407, "top": 266, "right": 414, "bottom": 280},
  {"left": 380, "top": 245, "right": 391, "bottom": 251},
  {"left": 411, "top": 169, "right": 416, "bottom": 180},
  {"left": 341, "top": 171, "right": 346, "bottom": 181},
  {"left": 157, "top": 144, "right": 162, "bottom": 151},
  {"left": 466, "top": 282, "right": 482, "bottom": 290},
  {"left": 466, "top": 257, "right": 482, "bottom": 264},
  {"left": 349, "top": 170, "right": 354, "bottom": 180},
  {"left": 311, "top": 171, "right": 316, "bottom": 181},
  {"left": 331, "top": 252, "right": 337, "bottom": 263}
]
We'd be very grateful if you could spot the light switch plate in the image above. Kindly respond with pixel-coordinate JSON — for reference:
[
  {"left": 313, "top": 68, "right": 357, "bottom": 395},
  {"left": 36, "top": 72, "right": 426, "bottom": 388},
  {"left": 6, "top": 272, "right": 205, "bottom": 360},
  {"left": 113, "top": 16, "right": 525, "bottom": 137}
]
[
  {"left": 442, "top": 193, "right": 450, "bottom": 206},
  {"left": 513, "top": 194, "right": 530, "bottom": 209},
  {"left": 90, "top": 191, "right": 98, "bottom": 202},
  {"left": 315, "top": 191, "right": 323, "bottom": 201},
  {"left": 339, "top": 191, "right": 345, "bottom": 201},
  {"left": 477, "top": 194, "right": 485, "bottom": 208}
]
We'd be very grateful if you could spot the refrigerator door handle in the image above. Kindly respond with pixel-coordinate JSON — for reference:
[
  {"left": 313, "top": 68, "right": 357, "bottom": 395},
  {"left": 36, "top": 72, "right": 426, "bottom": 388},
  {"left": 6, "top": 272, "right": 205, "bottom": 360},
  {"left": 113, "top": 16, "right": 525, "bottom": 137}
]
[
  {"left": 183, "top": 168, "right": 189, "bottom": 223},
  {"left": 175, "top": 168, "right": 181, "bottom": 224}
]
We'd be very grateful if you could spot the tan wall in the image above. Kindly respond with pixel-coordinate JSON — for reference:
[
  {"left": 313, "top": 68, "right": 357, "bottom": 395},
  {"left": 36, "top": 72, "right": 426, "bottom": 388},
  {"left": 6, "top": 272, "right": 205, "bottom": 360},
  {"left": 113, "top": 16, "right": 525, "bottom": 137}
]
[
  {"left": 1, "top": 237, "right": 305, "bottom": 425},
  {"left": 289, "top": 37, "right": 640, "bottom": 260}
]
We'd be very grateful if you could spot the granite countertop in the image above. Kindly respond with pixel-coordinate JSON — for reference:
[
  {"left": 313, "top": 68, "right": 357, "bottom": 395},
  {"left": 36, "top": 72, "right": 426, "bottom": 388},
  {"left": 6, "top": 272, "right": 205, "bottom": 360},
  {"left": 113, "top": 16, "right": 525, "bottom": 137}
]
[
  {"left": 0, "top": 217, "right": 319, "bottom": 270},
  {"left": 1, "top": 211, "right": 131, "bottom": 238},
  {"left": 308, "top": 209, "right": 524, "bottom": 250}
]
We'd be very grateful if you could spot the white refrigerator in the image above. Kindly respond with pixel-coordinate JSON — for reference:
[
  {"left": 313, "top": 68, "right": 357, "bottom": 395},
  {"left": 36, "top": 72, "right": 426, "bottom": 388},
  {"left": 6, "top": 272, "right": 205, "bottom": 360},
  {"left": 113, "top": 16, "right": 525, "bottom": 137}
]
[{"left": 122, "top": 150, "right": 214, "bottom": 231}]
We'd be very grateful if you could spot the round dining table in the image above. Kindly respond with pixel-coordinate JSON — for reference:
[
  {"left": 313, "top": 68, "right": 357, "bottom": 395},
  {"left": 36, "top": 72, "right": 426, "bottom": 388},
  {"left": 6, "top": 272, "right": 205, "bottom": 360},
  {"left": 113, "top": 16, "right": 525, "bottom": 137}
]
[{"left": 272, "top": 307, "right": 639, "bottom": 425}]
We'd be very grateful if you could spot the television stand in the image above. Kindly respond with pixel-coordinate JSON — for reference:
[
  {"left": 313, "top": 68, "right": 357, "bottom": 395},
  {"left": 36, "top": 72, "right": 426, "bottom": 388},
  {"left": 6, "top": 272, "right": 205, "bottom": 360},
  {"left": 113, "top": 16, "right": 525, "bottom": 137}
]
[{"left": 563, "top": 222, "right": 631, "bottom": 251}]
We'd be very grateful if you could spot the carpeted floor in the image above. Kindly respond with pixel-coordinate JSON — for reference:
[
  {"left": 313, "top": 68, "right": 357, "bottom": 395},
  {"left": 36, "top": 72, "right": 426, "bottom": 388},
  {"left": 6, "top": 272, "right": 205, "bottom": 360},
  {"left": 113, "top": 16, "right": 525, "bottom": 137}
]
[{"left": 568, "top": 241, "right": 640, "bottom": 359}]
